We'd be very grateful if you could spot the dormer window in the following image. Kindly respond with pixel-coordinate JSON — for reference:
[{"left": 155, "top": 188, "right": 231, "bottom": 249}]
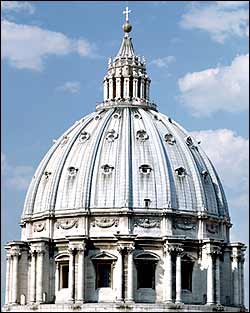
[
  {"left": 106, "top": 130, "right": 118, "bottom": 142},
  {"left": 113, "top": 113, "right": 121, "bottom": 119},
  {"left": 79, "top": 131, "right": 90, "bottom": 143},
  {"left": 139, "top": 164, "right": 152, "bottom": 175},
  {"left": 201, "top": 170, "right": 209, "bottom": 181},
  {"left": 175, "top": 166, "right": 186, "bottom": 177},
  {"left": 164, "top": 133, "right": 176, "bottom": 145},
  {"left": 95, "top": 115, "right": 102, "bottom": 120},
  {"left": 101, "top": 164, "right": 114, "bottom": 175},
  {"left": 68, "top": 166, "right": 78, "bottom": 177},
  {"left": 61, "top": 135, "right": 69, "bottom": 146},
  {"left": 134, "top": 113, "right": 141, "bottom": 119},
  {"left": 144, "top": 198, "right": 151, "bottom": 208},
  {"left": 136, "top": 130, "right": 149, "bottom": 142},
  {"left": 44, "top": 171, "right": 52, "bottom": 179},
  {"left": 185, "top": 136, "right": 193, "bottom": 146}
]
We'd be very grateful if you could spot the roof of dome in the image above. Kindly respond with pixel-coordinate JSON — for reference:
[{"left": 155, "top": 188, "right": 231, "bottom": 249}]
[
  {"left": 21, "top": 9, "right": 229, "bottom": 222},
  {"left": 22, "top": 107, "right": 228, "bottom": 220}
]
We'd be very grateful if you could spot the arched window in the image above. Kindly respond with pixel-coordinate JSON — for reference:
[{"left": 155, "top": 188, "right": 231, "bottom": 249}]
[
  {"left": 134, "top": 252, "right": 159, "bottom": 289},
  {"left": 55, "top": 253, "right": 70, "bottom": 290},
  {"left": 181, "top": 255, "right": 194, "bottom": 291},
  {"left": 91, "top": 252, "right": 117, "bottom": 289}
]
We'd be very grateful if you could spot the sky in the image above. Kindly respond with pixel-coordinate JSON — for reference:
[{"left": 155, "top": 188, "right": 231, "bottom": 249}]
[{"left": 1, "top": 0, "right": 249, "bottom": 308}]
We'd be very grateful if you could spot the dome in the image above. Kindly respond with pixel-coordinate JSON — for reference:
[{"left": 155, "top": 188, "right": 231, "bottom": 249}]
[
  {"left": 22, "top": 13, "right": 228, "bottom": 222},
  {"left": 22, "top": 107, "right": 228, "bottom": 219}
]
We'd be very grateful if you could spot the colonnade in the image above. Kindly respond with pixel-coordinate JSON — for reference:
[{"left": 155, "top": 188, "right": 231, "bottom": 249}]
[
  {"left": 4, "top": 242, "right": 246, "bottom": 307},
  {"left": 103, "top": 76, "right": 150, "bottom": 102}
]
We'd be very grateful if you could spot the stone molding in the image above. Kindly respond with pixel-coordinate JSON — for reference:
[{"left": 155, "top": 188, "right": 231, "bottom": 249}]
[
  {"left": 173, "top": 218, "right": 196, "bottom": 231},
  {"left": 91, "top": 217, "right": 119, "bottom": 228},
  {"left": 134, "top": 218, "right": 160, "bottom": 228},
  {"left": 33, "top": 222, "right": 46, "bottom": 232},
  {"left": 56, "top": 219, "right": 79, "bottom": 230},
  {"left": 206, "top": 223, "right": 219, "bottom": 234}
]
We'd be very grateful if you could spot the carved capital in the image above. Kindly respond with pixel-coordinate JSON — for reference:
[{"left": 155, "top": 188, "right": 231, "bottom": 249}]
[
  {"left": 10, "top": 248, "right": 21, "bottom": 258},
  {"left": 117, "top": 245, "right": 125, "bottom": 254},
  {"left": 164, "top": 243, "right": 184, "bottom": 255},
  {"left": 68, "top": 246, "right": 75, "bottom": 255},
  {"left": 37, "top": 249, "right": 45, "bottom": 257},
  {"left": 126, "top": 244, "right": 135, "bottom": 254},
  {"left": 207, "top": 247, "right": 221, "bottom": 257},
  {"left": 77, "top": 244, "right": 86, "bottom": 254}
]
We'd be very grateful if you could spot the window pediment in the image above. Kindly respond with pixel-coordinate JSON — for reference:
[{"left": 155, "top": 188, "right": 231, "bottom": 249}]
[{"left": 91, "top": 251, "right": 117, "bottom": 262}]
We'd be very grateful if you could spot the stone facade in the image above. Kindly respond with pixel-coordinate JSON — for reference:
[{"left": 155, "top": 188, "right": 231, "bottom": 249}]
[{"left": 3, "top": 7, "right": 247, "bottom": 313}]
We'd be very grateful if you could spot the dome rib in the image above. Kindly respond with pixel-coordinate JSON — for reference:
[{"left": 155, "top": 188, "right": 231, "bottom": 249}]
[
  {"left": 159, "top": 113, "right": 206, "bottom": 212},
  {"left": 139, "top": 109, "right": 174, "bottom": 209},
  {"left": 22, "top": 114, "right": 94, "bottom": 217},
  {"left": 43, "top": 113, "right": 96, "bottom": 213}
]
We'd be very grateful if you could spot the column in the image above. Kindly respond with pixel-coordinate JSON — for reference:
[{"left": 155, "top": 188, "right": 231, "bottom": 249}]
[
  {"left": 116, "top": 246, "right": 123, "bottom": 302},
  {"left": 108, "top": 78, "right": 114, "bottom": 100},
  {"left": 77, "top": 246, "right": 85, "bottom": 302},
  {"left": 133, "top": 78, "right": 138, "bottom": 98},
  {"left": 206, "top": 252, "right": 214, "bottom": 305},
  {"left": 215, "top": 256, "right": 220, "bottom": 304},
  {"left": 232, "top": 256, "right": 239, "bottom": 306},
  {"left": 140, "top": 78, "right": 145, "bottom": 99},
  {"left": 55, "top": 263, "right": 59, "bottom": 293},
  {"left": 116, "top": 77, "right": 121, "bottom": 99},
  {"left": 36, "top": 250, "right": 44, "bottom": 303},
  {"left": 11, "top": 251, "right": 19, "bottom": 304},
  {"left": 5, "top": 254, "right": 11, "bottom": 304},
  {"left": 238, "top": 261, "right": 242, "bottom": 306},
  {"left": 30, "top": 251, "right": 36, "bottom": 303},
  {"left": 240, "top": 258, "right": 245, "bottom": 306},
  {"left": 175, "top": 252, "right": 182, "bottom": 304},
  {"left": 68, "top": 248, "right": 75, "bottom": 302},
  {"left": 145, "top": 80, "right": 150, "bottom": 100},
  {"left": 126, "top": 245, "right": 134, "bottom": 303},
  {"left": 103, "top": 80, "right": 108, "bottom": 101},
  {"left": 164, "top": 247, "right": 172, "bottom": 303},
  {"left": 124, "top": 78, "right": 130, "bottom": 99}
]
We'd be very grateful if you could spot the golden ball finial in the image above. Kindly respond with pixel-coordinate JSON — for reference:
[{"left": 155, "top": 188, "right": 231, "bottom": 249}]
[{"left": 123, "top": 22, "right": 132, "bottom": 33}]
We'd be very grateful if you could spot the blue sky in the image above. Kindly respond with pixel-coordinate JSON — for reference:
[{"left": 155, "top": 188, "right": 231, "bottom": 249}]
[{"left": 1, "top": 0, "right": 249, "bottom": 307}]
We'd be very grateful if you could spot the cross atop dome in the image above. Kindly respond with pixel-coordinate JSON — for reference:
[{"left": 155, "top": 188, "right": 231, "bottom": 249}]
[
  {"left": 122, "top": 7, "right": 132, "bottom": 34},
  {"left": 123, "top": 6, "right": 131, "bottom": 22}
]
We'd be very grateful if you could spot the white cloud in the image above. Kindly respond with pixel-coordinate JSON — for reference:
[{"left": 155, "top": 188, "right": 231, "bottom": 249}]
[
  {"left": 151, "top": 56, "right": 176, "bottom": 68},
  {"left": 56, "top": 81, "right": 81, "bottom": 94},
  {"left": 215, "top": 1, "right": 249, "bottom": 9},
  {"left": 1, "top": 20, "right": 93, "bottom": 71},
  {"left": 1, "top": 152, "right": 34, "bottom": 190},
  {"left": 178, "top": 54, "right": 249, "bottom": 116},
  {"left": 1, "top": 1, "right": 35, "bottom": 14},
  {"left": 190, "top": 129, "right": 249, "bottom": 192},
  {"left": 180, "top": 1, "right": 249, "bottom": 43}
]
